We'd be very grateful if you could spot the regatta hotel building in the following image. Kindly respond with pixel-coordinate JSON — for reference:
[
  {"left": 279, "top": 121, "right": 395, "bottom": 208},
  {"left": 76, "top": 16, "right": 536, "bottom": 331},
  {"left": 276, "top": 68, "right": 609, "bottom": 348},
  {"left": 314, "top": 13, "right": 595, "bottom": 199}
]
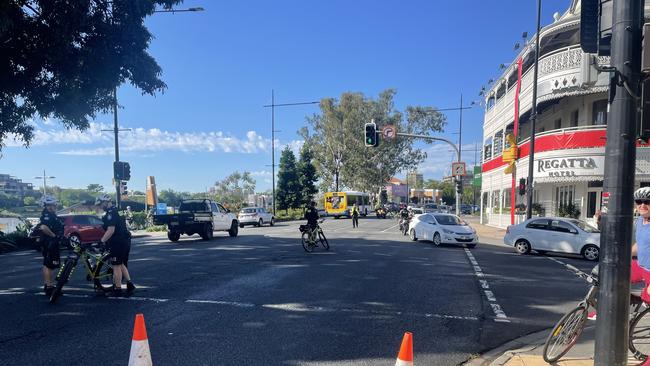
[{"left": 480, "top": 0, "right": 650, "bottom": 228}]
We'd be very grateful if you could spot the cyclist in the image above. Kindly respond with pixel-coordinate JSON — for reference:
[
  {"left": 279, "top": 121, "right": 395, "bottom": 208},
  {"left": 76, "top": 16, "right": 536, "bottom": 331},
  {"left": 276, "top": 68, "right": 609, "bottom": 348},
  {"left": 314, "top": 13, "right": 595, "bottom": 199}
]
[
  {"left": 125, "top": 206, "right": 134, "bottom": 230},
  {"left": 351, "top": 203, "right": 360, "bottom": 228},
  {"left": 38, "top": 195, "right": 64, "bottom": 296},
  {"left": 304, "top": 201, "right": 320, "bottom": 243},
  {"left": 95, "top": 194, "right": 135, "bottom": 296}
]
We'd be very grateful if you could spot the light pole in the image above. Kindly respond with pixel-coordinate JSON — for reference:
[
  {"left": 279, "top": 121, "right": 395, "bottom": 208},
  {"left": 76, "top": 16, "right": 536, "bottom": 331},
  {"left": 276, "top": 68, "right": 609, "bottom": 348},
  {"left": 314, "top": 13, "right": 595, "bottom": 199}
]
[
  {"left": 525, "top": 0, "right": 542, "bottom": 220},
  {"left": 263, "top": 91, "right": 319, "bottom": 215},
  {"left": 34, "top": 170, "right": 55, "bottom": 195}
]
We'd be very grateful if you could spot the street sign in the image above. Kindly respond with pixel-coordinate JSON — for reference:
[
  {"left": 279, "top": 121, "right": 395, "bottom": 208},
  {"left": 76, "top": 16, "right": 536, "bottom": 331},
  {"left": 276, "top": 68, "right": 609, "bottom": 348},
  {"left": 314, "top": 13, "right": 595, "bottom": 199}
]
[
  {"left": 382, "top": 125, "right": 396, "bottom": 140},
  {"left": 472, "top": 166, "right": 482, "bottom": 187},
  {"left": 452, "top": 162, "right": 466, "bottom": 176}
]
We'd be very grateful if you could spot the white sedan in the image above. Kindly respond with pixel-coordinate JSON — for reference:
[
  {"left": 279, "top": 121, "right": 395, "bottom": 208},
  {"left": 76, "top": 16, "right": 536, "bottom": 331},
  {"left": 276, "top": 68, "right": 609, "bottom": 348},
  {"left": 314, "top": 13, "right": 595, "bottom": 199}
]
[
  {"left": 238, "top": 207, "right": 275, "bottom": 227},
  {"left": 503, "top": 217, "right": 600, "bottom": 261},
  {"left": 408, "top": 213, "right": 478, "bottom": 248}
]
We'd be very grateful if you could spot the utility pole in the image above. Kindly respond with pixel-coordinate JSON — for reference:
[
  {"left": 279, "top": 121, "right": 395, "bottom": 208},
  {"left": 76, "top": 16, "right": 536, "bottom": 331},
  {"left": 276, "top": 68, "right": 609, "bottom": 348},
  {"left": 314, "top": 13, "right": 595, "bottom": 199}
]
[
  {"left": 525, "top": 0, "right": 542, "bottom": 220},
  {"left": 113, "top": 86, "right": 121, "bottom": 209},
  {"left": 263, "top": 92, "right": 319, "bottom": 215},
  {"left": 594, "top": 0, "right": 642, "bottom": 364},
  {"left": 34, "top": 170, "right": 55, "bottom": 195}
]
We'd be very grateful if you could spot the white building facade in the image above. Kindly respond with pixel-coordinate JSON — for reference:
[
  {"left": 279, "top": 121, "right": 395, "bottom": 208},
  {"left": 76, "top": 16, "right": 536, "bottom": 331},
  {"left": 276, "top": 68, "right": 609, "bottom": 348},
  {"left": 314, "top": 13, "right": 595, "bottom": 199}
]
[{"left": 480, "top": 1, "right": 650, "bottom": 228}]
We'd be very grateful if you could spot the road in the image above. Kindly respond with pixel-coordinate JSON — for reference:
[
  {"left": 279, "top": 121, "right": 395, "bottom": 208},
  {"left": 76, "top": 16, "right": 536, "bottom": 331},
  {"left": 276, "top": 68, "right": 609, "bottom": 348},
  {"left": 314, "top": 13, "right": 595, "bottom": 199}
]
[{"left": 0, "top": 216, "right": 597, "bottom": 365}]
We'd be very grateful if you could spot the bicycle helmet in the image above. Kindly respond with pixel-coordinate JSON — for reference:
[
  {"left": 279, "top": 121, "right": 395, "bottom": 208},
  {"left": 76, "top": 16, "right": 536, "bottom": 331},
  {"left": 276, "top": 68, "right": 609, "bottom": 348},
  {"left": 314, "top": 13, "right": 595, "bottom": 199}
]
[
  {"left": 94, "top": 194, "right": 112, "bottom": 206},
  {"left": 635, "top": 187, "right": 650, "bottom": 200},
  {"left": 39, "top": 195, "right": 58, "bottom": 207}
]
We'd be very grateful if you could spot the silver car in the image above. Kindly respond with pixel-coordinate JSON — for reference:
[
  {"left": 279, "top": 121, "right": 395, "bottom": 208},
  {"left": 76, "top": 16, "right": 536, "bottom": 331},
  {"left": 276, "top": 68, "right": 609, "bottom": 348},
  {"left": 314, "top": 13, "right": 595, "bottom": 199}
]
[{"left": 238, "top": 207, "right": 275, "bottom": 227}]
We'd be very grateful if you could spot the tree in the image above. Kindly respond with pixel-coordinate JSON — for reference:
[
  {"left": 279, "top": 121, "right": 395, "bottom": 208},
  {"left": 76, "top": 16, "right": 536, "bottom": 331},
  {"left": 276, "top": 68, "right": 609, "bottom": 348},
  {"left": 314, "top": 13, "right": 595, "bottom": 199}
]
[
  {"left": 59, "top": 189, "right": 94, "bottom": 207},
  {"left": 86, "top": 184, "right": 104, "bottom": 194},
  {"left": 276, "top": 147, "right": 301, "bottom": 212},
  {"left": 297, "top": 144, "right": 318, "bottom": 206},
  {"left": 158, "top": 189, "right": 190, "bottom": 207},
  {"left": 23, "top": 196, "right": 37, "bottom": 206},
  {"left": 302, "top": 89, "right": 446, "bottom": 195},
  {"left": 212, "top": 171, "right": 256, "bottom": 211},
  {"left": 0, "top": 0, "right": 182, "bottom": 149}
]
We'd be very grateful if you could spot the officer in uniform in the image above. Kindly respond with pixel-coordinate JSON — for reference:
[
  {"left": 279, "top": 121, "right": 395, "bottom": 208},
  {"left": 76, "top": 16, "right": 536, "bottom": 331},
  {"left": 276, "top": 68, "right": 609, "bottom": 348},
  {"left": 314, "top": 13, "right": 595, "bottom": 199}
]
[
  {"left": 38, "top": 195, "right": 64, "bottom": 296},
  {"left": 95, "top": 194, "right": 135, "bottom": 296}
]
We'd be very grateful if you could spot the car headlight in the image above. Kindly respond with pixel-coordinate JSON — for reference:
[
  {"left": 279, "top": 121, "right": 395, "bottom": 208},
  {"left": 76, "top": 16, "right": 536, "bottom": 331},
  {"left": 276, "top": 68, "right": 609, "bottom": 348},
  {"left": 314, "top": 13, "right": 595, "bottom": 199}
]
[{"left": 443, "top": 228, "right": 454, "bottom": 234}]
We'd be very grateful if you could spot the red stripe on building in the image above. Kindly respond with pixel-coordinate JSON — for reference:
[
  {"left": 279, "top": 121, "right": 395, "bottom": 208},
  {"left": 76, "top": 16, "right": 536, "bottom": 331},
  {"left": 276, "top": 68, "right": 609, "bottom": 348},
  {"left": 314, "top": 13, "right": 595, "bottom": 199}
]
[{"left": 482, "top": 129, "right": 607, "bottom": 173}]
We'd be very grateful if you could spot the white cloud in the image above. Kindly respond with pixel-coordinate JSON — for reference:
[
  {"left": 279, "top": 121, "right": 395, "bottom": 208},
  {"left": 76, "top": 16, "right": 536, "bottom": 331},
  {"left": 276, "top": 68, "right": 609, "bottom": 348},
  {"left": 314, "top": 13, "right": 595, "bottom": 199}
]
[
  {"left": 6, "top": 122, "right": 281, "bottom": 156},
  {"left": 251, "top": 170, "right": 272, "bottom": 177},
  {"left": 418, "top": 143, "right": 480, "bottom": 178}
]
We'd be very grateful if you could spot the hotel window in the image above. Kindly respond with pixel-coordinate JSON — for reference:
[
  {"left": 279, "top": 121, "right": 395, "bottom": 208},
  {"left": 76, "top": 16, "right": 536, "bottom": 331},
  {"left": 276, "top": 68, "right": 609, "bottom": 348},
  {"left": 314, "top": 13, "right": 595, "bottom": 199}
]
[
  {"left": 493, "top": 131, "right": 503, "bottom": 156},
  {"left": 570, "top": 109, "right": 579, "bottom": 127},
  {"left": 484, "top": 138, "right": 493, "bottom": 161},
  {"left": 554, "top": 118, "right": 562, "bottom": 130},
  {"left": 592, "top": 100, "right": 608, "bottom": 125},
  {"left": 555, "top": 185, "right": 575, "bottom": 210}
]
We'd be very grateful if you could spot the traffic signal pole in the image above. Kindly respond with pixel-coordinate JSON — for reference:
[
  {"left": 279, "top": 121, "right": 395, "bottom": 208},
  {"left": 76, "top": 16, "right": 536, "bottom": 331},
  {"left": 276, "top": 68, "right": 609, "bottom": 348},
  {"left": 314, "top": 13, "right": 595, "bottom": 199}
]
[
  {"left": 594, "top": 0, "right": 642, "bottom": 364},
  {"left": 113, "top": 86, "right": 121, "bottom": 210}
]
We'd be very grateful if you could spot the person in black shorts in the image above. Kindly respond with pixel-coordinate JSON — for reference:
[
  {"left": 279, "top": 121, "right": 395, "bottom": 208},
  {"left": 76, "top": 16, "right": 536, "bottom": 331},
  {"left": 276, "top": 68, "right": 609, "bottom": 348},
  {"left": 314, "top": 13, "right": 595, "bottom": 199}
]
[
  {"left": 95, "top": 194, "right": 134, "bottom": 296},
  {"left": 305, "top": 201, "right": 320, "bottom": 233},
  {"left": 38, "top": 195, "right": 64, "bottom": 296}
]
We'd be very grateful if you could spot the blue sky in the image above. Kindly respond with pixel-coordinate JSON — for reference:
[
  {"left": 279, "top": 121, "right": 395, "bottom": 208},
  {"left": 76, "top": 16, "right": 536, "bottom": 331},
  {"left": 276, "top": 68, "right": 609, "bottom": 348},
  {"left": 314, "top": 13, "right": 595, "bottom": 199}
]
[{"left": 3, "top": 0, "right": 570, "bottom": 193}]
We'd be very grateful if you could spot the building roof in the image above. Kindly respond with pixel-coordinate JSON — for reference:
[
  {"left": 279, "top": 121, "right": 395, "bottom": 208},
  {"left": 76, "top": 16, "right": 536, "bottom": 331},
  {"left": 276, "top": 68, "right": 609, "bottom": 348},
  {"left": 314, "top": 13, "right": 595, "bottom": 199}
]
[{"left": 388, "top": 177, "right": 404, "bottom": 185}]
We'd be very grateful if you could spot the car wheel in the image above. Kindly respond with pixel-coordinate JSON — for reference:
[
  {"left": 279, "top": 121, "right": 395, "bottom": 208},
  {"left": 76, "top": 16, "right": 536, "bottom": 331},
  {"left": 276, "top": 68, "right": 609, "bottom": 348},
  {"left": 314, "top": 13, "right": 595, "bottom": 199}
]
[
  {"left": 228, "top": 221, "right": 239, "bottom": 237},
  {"left": 409, "top": 229, "right": 418, "bottom": 241},
  {"left": 258, "top": 219, "right": 263, "bottom": 227},
  {"left": 514, "top": 239, "right": 532, "bottom": 255},
  {"left": 433, "top": 232, "right": 442, "bottom": 246},
  {"left": 582, "top": 245, "right": 599, "bottom": 261},
  {"left": 270, "top": 218, "right": 275, "bottom": 226},
  {"left": 167, "top": 231, "right": 180, "bottom": 242},
  {"left": 69, "top": 234, "right": 81, "bottom": 247}
]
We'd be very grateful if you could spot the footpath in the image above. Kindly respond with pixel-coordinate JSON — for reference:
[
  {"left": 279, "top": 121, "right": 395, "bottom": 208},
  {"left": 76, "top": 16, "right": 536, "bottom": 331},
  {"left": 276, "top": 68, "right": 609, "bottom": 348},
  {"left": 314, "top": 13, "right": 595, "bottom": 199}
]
[{"left": 464, "top": 218, "right": 647, "bottom": 366}]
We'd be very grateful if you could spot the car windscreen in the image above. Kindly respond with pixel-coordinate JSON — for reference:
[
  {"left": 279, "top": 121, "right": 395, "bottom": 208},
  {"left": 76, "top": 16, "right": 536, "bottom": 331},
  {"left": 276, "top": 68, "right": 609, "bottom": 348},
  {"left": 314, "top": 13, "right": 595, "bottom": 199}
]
[
  {"left": 179, "top": 201, "right": 208, "bottom": 212},
  {"left": 433, "top": 215, "right": 464, "bottom": 225},
  {"left": 568, "top": 219, "right": 600, "bottom": 233},
  {"left": 241, "top": 208, "right": 257, "bottom": 213}
]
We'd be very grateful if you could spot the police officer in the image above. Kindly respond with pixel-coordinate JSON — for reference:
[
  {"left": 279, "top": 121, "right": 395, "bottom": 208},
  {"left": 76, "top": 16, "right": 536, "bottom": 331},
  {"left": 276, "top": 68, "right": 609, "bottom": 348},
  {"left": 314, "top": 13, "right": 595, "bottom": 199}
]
[
  {"left": 305, "top": 201, "right": 319, "bottom": 229},
  {"left": 95, "top": 194, "right": 135, "bottom": 296},
  {"left": 38, "top": 195, "right": 64, "bottom": 296}
]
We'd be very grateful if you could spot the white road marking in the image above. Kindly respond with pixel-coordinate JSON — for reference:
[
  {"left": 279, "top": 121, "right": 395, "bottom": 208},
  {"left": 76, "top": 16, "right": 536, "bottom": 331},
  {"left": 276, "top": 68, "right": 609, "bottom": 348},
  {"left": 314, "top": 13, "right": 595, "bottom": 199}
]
[
  {"left": 186, "top": 299, "right": 255, "bottom": 308},
  {"left": 544, "top": 256, "right": 589, "bottom": 277},
  {"left": 381, "top": 223, "right": 400, "bottom": 233},
  {"left": 464, "top": 248, "right": 510, "bottom": 323}
]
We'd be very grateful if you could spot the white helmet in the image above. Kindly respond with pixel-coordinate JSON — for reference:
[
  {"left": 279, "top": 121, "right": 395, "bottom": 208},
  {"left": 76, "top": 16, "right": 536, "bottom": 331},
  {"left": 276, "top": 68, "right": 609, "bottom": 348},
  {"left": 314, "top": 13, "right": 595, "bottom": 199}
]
[
  {"left": 94, "top": 194, "right": 113, "bottom": 206},
  {"left": 40, "top": 195, "right": 58, "bottom": 207},
  {"left": 635, "top": 187, "right": 650, "bottom": 200}
]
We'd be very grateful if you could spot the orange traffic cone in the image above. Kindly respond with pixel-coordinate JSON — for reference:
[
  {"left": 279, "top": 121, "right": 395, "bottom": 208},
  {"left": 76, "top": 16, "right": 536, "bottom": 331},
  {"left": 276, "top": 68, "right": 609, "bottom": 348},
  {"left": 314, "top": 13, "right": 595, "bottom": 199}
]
[
  {"left": 128, "top": 313, "right": 153, "bottom": 366},
  {"left": 394, "top": 332, "right": 413, "bottom": 366}
]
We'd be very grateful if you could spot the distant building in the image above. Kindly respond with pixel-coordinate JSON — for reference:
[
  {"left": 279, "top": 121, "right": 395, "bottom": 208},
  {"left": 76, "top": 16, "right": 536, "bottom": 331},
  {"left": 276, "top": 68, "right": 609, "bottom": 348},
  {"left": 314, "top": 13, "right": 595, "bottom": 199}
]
[
  {"left": 406, "top": 172, "right": 424, "bottom": 189},
  {"left": 247, "top": 194, "right": 273, "bottom": 210},
  {"left": 0, "top": 174, "right": 34, "bottom": 198}
]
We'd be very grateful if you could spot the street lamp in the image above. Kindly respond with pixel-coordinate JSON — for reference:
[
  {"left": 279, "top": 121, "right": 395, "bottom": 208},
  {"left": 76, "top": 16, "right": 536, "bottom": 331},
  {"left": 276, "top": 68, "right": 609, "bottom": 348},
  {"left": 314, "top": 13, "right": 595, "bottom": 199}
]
[
  {"left": 34, "top": 170, "right": 55, "bottom": 195},
  {"left": 263, "top": 90, "right": 319, "bottom": 215}
]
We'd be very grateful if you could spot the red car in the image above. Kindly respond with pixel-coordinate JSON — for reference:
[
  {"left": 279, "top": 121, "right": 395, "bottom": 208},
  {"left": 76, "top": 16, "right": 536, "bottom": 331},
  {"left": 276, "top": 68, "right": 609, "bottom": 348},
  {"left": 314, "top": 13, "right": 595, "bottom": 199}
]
[{"left": 61, "top": 214, "right": 106, "bottom": 245}]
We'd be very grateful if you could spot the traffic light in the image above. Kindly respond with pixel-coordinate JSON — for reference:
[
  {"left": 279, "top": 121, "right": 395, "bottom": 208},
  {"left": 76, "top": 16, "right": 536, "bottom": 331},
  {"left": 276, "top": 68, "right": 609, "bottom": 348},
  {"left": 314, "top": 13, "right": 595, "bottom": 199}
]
[
  {"left": 518, "top": 178, "right": 526, "bottom": 196},
  {"left": 119, "top": 181, "right": 128, "bottom": 197},
  {"left": 455, "top": 177, "right": 462, "bottom": 195},
  {"left": 580, "top": 0, "right": 612, "bottom": 56},
  {"left": 113, "top": 161, "right": 131, "bottom": 181},
  {"left": 364, "top": 122, "right": 378, "bottom": 147}
]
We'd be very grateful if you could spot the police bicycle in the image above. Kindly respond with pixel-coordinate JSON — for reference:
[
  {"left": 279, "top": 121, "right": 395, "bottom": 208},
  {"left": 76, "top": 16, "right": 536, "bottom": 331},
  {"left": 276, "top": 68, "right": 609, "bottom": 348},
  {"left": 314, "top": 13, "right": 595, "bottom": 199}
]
[
  {"left": 542, "top": 263, "right": 650, "bottom": 363},
  {"left": 49, "top": 238, "right": 114, "bottom": 304},
  {"left": 299, "top": 219, "right": 329, "bottom": 253}
]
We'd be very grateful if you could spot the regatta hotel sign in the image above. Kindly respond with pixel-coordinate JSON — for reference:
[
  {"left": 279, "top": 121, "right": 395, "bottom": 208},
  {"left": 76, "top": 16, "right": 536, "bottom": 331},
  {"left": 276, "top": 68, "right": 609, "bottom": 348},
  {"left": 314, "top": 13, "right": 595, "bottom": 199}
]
[{"left": 533, "top": 156, "right": 605, "bottom": 178}]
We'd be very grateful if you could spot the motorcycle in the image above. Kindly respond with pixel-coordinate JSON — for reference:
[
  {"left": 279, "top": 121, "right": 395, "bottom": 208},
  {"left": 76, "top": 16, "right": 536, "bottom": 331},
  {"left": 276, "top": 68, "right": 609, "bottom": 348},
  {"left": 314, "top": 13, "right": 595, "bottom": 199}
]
[
  {"left": 376, "top": 207, "right": 387, "bottom": 219},
  {"left": 398, "top": 217, "right": 410, "bottom": 236}
]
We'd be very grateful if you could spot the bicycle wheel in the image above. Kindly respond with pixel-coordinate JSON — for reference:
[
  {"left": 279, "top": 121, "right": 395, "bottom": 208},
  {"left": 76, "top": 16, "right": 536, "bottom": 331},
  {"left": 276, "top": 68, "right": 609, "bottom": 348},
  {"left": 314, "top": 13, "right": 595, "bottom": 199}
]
[
  {"left": 630, "top": 307, "right": 650, "bottom": 360},
  {"left": 542, "top": 305, "right": 588, "bottom": 363},
  {"left": 49, "top": 260, "right": 74, "bottom": 304},
  {"left": 301, "top": 232, "right": 314, "bottom": 253},
  {"left": 318, "top": 230, "right": 329, "bottom": 251},
  {"left": 92, "top": 256, "right": 114, "bottom": 292}
]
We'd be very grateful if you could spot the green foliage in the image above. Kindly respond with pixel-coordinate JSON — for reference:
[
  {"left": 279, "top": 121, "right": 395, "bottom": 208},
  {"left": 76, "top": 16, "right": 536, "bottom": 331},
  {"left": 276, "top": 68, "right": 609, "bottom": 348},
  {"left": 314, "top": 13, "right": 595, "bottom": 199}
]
[
  {"left": 297, "top": 144, "right": 319, "bottom": 206},
  {"left": 0, "top": 192, "right": 22, "bottom": 208},
  {"left": 277, "top": 147, "right": 302, "bottom": 211},
  {"left": 274, "top": 208, "right": 306, "bottom": 221},
  {"left": 59, "top": 189, "right": 94, "bottom": 207},
  {"left": 0, "top": 0, "right": 182, "bottom": 149},
  {"left": 146, "top": 225, "right": 167, "bottom": 232},
  {"left": 158, "top": 189, "right": 191, "bottom": 207},
  {"left": 212, "top": 171, "right": 256, "bottom": 212},
  {"left": 23, "top": 196, "right": 36, "bottom": 206},
  {"left": 558, "top": 203, "right": 579, "bottom": 219},
  {"left": 302, "top": 89, "right": 446, "bottom": 193},
  {"left": 86, "top": 184, "right": 104, "bottom": 193},
  {"left": 129, "top": 211, "right": 148, "bottom": 230},
  {"left": 532, "top": 203, "right": 545, "bottom": 216}
]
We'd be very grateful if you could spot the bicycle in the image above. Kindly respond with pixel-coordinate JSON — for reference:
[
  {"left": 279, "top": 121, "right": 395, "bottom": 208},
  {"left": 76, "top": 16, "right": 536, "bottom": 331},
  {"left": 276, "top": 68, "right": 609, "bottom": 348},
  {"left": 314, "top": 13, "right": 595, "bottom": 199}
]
[
  {"left": 542, "top": 263, "right": 650, "bottom": 363},
  {"left": 49, "top": 239, "right": 114, "bottom": 304},
  {"left": 0, "top": 231, "right": 18, "bottom": 253},
  {"left": 299, "top": 220, "right": 329, "bottom": 253}
]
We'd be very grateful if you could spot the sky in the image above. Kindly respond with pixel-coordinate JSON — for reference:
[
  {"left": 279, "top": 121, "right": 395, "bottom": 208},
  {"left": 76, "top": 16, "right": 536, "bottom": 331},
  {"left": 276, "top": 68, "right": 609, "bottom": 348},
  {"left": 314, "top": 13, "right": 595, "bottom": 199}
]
[{"left": 2, "top": 0, "right": 572, "bottom": 193}]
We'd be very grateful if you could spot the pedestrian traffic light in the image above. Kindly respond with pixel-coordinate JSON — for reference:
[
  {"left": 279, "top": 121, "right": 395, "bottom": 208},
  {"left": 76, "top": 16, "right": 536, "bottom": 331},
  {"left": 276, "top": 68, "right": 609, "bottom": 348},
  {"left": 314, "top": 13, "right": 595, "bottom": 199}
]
[
  {"left": 113, "top": 161, "right": 131, "bottom": 181},
  {"left": 519, "top": 178, "right": 526, "bottom": 196},
  {"left": 365, "top": 122, "right": 378, "bottom": 147},
  {"left": 119, "top": 181, "right": 128, "bottom": 197}
]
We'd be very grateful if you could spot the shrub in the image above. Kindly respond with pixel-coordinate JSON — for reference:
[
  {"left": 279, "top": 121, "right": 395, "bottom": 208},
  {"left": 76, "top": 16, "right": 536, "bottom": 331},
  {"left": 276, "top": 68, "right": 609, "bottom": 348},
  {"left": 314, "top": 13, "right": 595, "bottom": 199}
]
[
  {"left": 146, "top": 225, "right": 167, "bottom": 232},
  {"left": 558, "top": 203, "right": 580, "bottom": 219}
]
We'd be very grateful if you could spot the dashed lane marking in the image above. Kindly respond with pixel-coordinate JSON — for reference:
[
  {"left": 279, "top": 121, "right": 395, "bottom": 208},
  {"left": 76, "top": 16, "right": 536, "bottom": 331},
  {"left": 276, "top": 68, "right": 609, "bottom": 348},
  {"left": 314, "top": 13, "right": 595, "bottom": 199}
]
[
  {"left": 545, "top": 256, "right": 589, "bottom": 277},
  {"left": 464, "top": 248, "right": 510, "bottom": 323}
]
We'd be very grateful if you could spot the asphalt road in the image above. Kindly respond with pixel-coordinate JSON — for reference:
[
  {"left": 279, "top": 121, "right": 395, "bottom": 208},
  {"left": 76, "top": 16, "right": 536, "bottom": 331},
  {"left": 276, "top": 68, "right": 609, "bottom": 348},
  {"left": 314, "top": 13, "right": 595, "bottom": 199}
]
[{"left": 0, "top": 216, "right": 598, "bottom": 365}]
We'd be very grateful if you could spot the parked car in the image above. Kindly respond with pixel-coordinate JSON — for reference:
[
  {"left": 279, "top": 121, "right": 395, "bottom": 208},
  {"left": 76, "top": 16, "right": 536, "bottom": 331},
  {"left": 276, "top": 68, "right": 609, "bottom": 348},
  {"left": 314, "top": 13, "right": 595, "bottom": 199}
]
[
  {"left": 410, "top": 207, "right": 424, "bottom": 215},
  {"left": 423, "top": 203, "right": 439, "bottom": 213},
  {"left": 503, "top": 217, "right": 600, "bottom": 261},
  {"left": 238, "top": 207, "right": 275, "bottom": 227},
  {"left": 408, "top": 213, "right": 477, "bottom": 248},
  {"left": 30, "top": 214, "right": 106, "bottom": 248}
]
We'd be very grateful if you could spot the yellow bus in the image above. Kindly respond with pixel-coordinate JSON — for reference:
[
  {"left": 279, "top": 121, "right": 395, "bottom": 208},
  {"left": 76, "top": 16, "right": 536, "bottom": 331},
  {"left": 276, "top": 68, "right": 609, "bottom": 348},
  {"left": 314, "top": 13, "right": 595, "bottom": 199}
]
[{"left": 324, "top": 191, "right": 371, "bottom": 218}]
